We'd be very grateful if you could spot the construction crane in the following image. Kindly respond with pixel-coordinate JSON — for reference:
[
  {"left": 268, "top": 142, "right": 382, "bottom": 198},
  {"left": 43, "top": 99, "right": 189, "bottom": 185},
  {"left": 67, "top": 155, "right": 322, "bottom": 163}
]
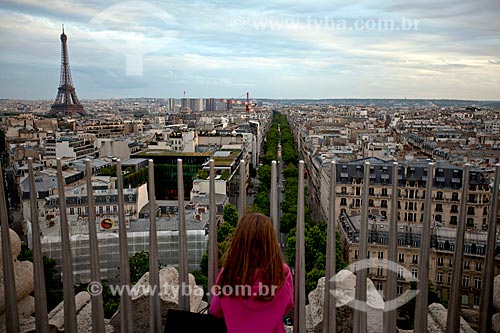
[{"left": 219, "top": 92, "right": 256, "bottom": 112}]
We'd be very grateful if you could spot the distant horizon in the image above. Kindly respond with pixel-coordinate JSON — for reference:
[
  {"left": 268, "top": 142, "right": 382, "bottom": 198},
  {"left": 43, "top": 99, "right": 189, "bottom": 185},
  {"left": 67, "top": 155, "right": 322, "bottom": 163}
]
[{"left": 2, "top": 97, "right": 500, "bottom": 103}]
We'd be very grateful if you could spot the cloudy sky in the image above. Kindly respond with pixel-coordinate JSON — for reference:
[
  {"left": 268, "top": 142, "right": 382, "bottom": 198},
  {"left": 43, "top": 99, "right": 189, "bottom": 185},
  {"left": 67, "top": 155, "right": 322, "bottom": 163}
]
[{"left": 0, "top": 0, "right": 499, "bottom": 100}]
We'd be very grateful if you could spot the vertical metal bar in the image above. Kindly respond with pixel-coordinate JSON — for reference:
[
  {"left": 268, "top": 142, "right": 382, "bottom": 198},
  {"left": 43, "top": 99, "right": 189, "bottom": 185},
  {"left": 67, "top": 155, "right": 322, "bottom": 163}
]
[
  {"left": 294, "top": 161, "right": 306, "bottom": 333},
  {"left": 116, "top": 159, "right": 133, "bottom": 332},
  {"left": 478, "top": 164, "right": 500, "bottom": 333},
  {"left": 148, "top": 160, "right": 161, "bottom": 332},
  {"left": 447, "top": 164, "right": 470, "bottom": 332},
  {"left": 239, "top": 159, "right": 246, "bottom": 220},
  {"left": 177, "top": 159, "right": 190, "bottom": 311},
  {"left": 56, "top": 158, "right": 77, "bottom": 332},
  {"left": 323, "top": 161, "right": 337, "bottom": 333},
  {"left": 271, "top": 160, "right": 279, "bottom": 236},
  {"left": 384, "top": 162, "right": 398, "bottom": 332},
  {"left": 0, "top": 162, "right": 20, "bottom": 332},
  {"left": 85, "top": 160, "right": 104, "bottom": 333},
  {"left": 207, "top": 159, "right": 218, "bottom": 304},
  {"left": 28, "top": 158, "right": 49, "bottom": 333},
  {"left": 353, "top": 161, "right": 370, "bottom": 333},
  {"left": 414, "top": 162, "right": 435, "bottom": 333}
]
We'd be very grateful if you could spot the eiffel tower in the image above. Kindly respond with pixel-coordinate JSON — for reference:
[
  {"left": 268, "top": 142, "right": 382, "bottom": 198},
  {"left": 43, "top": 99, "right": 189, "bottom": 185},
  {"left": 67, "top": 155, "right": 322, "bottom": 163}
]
[{"left": 48, "top": 26, "right": 86, "bottom": 117}]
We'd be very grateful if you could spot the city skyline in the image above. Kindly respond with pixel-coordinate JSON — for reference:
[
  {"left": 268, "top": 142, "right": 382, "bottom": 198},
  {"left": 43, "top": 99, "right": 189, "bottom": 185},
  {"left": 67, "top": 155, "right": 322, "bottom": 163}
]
[{"left": 0, "top": 0, "right": 499, "bottom": 100}]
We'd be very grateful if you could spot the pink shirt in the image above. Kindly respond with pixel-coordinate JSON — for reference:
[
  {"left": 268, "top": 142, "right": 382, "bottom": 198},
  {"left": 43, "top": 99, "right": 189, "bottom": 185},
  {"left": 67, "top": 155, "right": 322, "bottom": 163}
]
[{"left": 210, "top": 264, "right": 294, "bottom": 333}]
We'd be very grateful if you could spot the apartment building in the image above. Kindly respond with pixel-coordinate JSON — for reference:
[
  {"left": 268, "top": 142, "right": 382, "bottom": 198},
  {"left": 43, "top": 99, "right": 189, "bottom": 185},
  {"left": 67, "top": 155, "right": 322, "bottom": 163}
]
[
  {"left": 318, "top": 157, "right": 492, "bottom": 233},
  {"left": 338, "top": 212, "right": 500, "bottom": 310},
  {"left": 43, "top": 135, "right": 97, "bottom": 165}
]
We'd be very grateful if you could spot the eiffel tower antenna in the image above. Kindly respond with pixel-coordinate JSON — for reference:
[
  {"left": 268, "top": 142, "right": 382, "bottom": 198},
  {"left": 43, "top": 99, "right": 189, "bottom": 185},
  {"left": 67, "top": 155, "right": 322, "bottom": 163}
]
[{"left": 48, "top": 27, "right": 86, "bottom": 118}]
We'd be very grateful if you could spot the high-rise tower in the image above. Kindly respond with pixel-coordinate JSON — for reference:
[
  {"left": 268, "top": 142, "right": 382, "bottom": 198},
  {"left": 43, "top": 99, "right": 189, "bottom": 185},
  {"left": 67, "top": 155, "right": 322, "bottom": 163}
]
[{"left": 48, "top": 26, "right": 86, "bottom": 117}]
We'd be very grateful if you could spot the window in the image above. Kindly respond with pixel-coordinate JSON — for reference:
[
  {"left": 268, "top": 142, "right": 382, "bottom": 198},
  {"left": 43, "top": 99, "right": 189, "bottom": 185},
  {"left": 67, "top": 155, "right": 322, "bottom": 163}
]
[
  {"left": 377, "top": 266, "right": 383, "bottom": 277},
  {"left": 464, "top": 260, "right": 470, "bottom": 270},
  {"left": 341, "top": 198, "right": 347, "bottom": 206},
  {"left": 452, "top": 192, "right": 459, "bottom": 201},
  {"left": 435, "top": 214, "right": 442, "bottom": 222},
  {"left": 467, "top": 207, "right": 475, "bottom": 215},
  {"left": 450, "top": 216, "right": 458, "bottom": 225},
  {"left": 367, "top": 251, "right": 370, "bottom": 259},
  {"left": 451, "top": 205, "right": 458, "bottom": 213},
  {"left": 378, "top": 251, "right": 384, "bottom": 260},
  {"left": 398, "top": 253, "right": 405, "bottom": 263},
  {"left": 382, "top": 188, "right": 388, "bottom": 196},
  {"left": 461, "top": 294, "right": 469, "bottom": 305},
  {"left": 376, "top": 282, "right": 383, "bottom": 292},
  {"left": 411, "top": 269, "right": 418, "bottom": 279},
  {"left": 463, "top": 275, "right": 470, "bottom": 287},
  {"left": 448, "top": 274, "right": 452, "bottom": 284},
  {"left": 437, "top": 257, "right": 444, "bottom": 266},
  {"left": 398, "top": 268, "right": 404, "bottom": 279},
  {"left": 369, "top": 188, "right": 375, "bottom": 195},
  {"left": 354, "top": 250, "right": 359, "bottom": 259},
  {"left": 475, "top": 262, "right": 482, "bottom": 271},
  {"left": 435, "top": 203, "right": 443, "bottom": 212},
  {"left": 436, "top": 191, "right": 443, "bottom": 200},
  {"left": 474, "top": 277, "right": 481, "bottom": 289},
  {"left": 369, "top": 199, "right": 374, "bottom": 207},
  {"left": 449, "top": 259, "right": 453, "bottom": 267},
  {"left": 474, "top": 296, "right": 480, "bottom": 307},
  {"left": 397, "top": 284, "right": 404, "bottom": 295},
  {"left": 381, "top": 200, "right": 388, "bottom": 208},
  {"left": 341, "top": 187, "right": 347, "bottom": 194},
  {"left": 436, "top": 272, "right": 443, "bottom": 283},
  {"left": 69, "top": 207, "right": 75, "bottom": 215},
  {"left": 412, "top": 254, "right": 418, "bottom": 264}
]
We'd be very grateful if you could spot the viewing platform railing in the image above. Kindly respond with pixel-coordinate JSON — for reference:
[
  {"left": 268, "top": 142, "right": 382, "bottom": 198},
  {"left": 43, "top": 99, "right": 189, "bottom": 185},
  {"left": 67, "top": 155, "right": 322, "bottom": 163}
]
[{"left": 0, "top": 158, "right": 499, "bottom": 332}]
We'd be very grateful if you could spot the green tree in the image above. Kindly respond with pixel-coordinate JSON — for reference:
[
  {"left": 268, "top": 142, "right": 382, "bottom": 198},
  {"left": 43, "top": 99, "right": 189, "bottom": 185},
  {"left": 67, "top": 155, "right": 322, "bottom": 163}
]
[
  {"left": 221, "top": 170, "right": 230, "bottom": 181},
  {"left": 217, "top": 222, "right": 235, "bottom": 243},
  {"left": 257, "top": 164, "right": 272, "bottom": 193},
  {"left": 253, "top": 192, "right": 270, "bottom": 215},
  {"left": 98, "top": 166, "right": 116, "bottom": 177},
  {"left": 128, "top": 251, "right": 164, "bottom": 285},
  {"left": 17, "top": 243, "right": 63, "bottom": 311},
  {"left": 101, "top": 281, "right": 120, "bottom": 318},
  {"left": 197, "top": 169, "right": 209, "bottom": 179},
  {"left": 222, "top": 203, "right": 238, "bottom": 227}
]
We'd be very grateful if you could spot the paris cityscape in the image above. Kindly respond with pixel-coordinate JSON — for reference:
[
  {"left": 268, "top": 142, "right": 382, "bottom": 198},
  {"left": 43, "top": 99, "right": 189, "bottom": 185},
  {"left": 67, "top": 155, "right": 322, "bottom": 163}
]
[{"left": 1, "top": 1, "right": 500, "bottom": 332}]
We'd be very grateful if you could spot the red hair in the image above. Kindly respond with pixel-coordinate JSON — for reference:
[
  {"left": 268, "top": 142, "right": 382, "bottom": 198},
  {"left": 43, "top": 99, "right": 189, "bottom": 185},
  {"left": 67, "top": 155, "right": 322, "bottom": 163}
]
[{"left": 219, "top": 213, "right": 286, "bottom": 301}]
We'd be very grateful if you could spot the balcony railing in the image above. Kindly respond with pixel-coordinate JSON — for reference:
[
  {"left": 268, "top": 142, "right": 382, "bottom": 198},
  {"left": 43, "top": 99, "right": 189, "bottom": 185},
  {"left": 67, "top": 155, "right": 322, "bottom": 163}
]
[{"left": 0, "top": 160, "right": 499, "bottom": 333}]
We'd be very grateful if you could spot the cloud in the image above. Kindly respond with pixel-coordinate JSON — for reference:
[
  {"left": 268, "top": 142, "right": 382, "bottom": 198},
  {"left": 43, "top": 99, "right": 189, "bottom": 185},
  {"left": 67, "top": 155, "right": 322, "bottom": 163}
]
[{"left": 0, "top": 0, "right": 499, "bottom": 100}]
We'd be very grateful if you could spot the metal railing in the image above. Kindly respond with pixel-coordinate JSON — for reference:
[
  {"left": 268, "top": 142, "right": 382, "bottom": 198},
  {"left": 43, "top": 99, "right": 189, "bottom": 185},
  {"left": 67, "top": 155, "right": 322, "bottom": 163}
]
[{"left": 0, "top": 159, "right": 499, "bottom": 332}]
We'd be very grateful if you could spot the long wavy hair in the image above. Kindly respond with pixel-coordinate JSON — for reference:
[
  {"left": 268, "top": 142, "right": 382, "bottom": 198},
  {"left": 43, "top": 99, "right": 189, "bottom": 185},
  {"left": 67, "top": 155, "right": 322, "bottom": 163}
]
[{"left": 219, "top": 213, "right": 286, "bottom": 301}]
